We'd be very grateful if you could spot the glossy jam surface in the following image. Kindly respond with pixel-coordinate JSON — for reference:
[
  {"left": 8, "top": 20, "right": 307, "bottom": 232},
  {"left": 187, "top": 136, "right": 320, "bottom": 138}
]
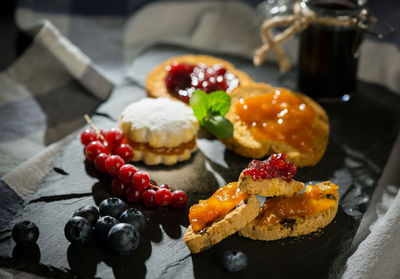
[
  {"left": 165, "top": 62, "right": 239, "bottom": 103},
  {"left": 258, "top": 183, "right": 339, "bottom": 225},
  {"left": 242, "top": 154, "right": 296, "bottom": 182},
  {"left": 189, "top": 182, "right": 248, "bottom": 233},
  {"left": 123, "top": 138, "right": 196, "bottom": 155},
  {"left": 235, "top": 88, "right": 316, "bottom": 152}
]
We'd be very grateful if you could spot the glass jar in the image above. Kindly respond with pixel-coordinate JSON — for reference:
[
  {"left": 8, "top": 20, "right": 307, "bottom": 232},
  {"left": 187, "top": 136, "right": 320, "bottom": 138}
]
[{"left": 297, "top": 0, "right": 366, "bottom": 101}]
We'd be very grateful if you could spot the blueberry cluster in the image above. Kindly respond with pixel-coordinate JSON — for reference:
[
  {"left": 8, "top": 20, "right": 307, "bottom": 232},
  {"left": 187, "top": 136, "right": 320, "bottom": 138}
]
[{"left": 64, "top": 197, "right": 146, "bottom": 256}]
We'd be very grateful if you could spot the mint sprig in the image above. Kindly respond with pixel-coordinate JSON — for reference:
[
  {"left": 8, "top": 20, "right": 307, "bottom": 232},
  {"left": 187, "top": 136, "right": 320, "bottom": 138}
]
[{"left": 190, "top": 90, "right": 233, "bottom": 138}]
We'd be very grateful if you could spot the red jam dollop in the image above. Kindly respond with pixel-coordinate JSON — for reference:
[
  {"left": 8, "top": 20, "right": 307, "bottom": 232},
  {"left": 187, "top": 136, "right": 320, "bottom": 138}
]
[
  {"left": 242, "top": 154, "right": 296, "bottom": 182},
  {"left": 165, "top": 62, "right": 239, "bottom": 103},
  {"left": 258, "top": 183, "right": 339, "bottom": 225},
  {"left": 235, "top": 88, "right": 316, "bottom": 153},
  {"left": 189, "top": 182, "right": 248, "bottom": 233}
]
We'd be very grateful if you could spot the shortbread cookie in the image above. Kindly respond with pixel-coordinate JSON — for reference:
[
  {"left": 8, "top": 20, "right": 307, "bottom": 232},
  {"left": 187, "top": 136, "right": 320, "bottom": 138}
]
[
  {"left": 184, "top": 182, "right": 260, "bottom": 254},
  {"left": 221, "top": 83, "right": 329, "bottom": 167},
  {"left": 239, "top": 181, "right": 339, "bottom": 241},
  {"left": 146, "top": 55, "right": 253, "bottom": 103},
  {"left": 119, "top": 98, "right": 199, "bottom": 165},
  {"left": 238, "top": 155, "right": 304, "bottom": 197}
]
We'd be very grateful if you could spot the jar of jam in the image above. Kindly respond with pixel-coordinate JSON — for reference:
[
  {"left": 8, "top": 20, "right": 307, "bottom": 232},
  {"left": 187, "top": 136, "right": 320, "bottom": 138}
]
[{"left": 297, "top": 0, "right": 366, "bottom": 101}]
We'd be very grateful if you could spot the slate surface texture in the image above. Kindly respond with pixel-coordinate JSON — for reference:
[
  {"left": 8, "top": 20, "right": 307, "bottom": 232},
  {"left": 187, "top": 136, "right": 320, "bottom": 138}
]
[{"left": 1, "top": 46, "right": 400, "bottom": 279}]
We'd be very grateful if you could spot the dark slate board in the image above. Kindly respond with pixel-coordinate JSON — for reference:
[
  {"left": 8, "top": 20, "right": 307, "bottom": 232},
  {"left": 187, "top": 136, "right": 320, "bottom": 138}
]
[{"left": 1, "top": 45, "right": 400, "bottom": 279}]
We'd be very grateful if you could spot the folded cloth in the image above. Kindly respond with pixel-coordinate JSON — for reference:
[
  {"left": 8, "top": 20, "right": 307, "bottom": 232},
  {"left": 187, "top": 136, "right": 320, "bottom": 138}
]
[
  {"left": 341, "top": 135, "right": 400, "bottom": 279},
  {"left": 342, "top": 187, "right": 400, "bottom": 279},
  {"left": 0, "top": 20, "right": 112, "bottom": 204}
]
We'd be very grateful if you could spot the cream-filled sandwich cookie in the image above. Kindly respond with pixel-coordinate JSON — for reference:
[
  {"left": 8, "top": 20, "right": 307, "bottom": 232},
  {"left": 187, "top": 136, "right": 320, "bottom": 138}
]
[{"left": 119, "top": 98, "right": 199, "bottom": 165}]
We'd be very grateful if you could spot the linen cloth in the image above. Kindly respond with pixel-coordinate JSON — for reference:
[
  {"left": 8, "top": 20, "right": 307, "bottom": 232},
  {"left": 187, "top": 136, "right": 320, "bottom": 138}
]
[{"left": 0, "top": 0, "right": 399, "bottom": 278}]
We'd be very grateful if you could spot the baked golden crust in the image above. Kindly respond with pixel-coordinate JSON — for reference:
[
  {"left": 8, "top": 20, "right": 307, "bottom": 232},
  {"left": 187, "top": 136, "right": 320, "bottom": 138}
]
[
  {"left": 184, "top": 195, "right": 260, "bottom": 254},
  {"left": 145, "top": 55, "right": 253, "bottom": 100},
  {"left": 238, "top": 175, "right": 304, "bottom": 197},
  {"left": 239, "top": 181, "right": 339, "bottom": 241},
  {"left": 220, "top": 83, "right": 330, "bottom": 167},
  {"left": 131, "top": 143, "right": 197, "bottom": 165}
]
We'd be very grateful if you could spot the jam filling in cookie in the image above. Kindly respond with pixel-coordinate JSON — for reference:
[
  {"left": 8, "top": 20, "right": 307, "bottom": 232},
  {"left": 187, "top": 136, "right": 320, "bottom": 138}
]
[
  {"left": 165, "top": 62, "right": 239, "bottom": 103},
  {"left": 242, "top": 154, "right": 297, "bottom": 182},
  {"left": 119, "top": 98, "right": 199, "bottom": 165},
  {"left": 257, "top": 182, "right": 339, "bottom": 225},
  {"left": 123, "top": 137, "right": 196, "bottom": 155},
  {"left": 235, "top": 88, "right": 318, "bottom": 153},
  {"left": 189, "top": 182, "right": 248, "bottom": 233}
]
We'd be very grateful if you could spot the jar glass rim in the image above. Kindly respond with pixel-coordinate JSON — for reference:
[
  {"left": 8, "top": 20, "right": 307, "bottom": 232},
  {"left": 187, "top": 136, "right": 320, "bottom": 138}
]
[{"left": 302, "top": 0, "right": 367, "bottom": 16}]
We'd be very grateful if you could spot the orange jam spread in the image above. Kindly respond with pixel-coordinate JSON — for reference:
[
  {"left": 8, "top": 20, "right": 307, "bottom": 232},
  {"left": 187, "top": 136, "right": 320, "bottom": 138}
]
[
  {"left": 189, "top": 182, "right": 248, "bottom": 233},
  {"left": 259, "top": 183, "right": 339, "bottom": 225},
  {"left": 235, "top": 88, "right": 316, "bottom": 153},
  {"left": 122, "top": 137, "right": 196, "bottom": 155}
]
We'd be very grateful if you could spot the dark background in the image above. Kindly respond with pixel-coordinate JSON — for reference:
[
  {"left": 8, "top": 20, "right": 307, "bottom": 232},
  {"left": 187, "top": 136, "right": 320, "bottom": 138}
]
[{"left": 1, "top": 0, "right": 399, "bottom": 72}]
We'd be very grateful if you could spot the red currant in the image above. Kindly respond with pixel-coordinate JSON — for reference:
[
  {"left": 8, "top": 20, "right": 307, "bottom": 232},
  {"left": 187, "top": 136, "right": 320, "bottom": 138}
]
[
  {"left": 155, "top": 188, "right": 172, "bottom": 207},
  {"left": 105, "top": 155, "right": 125, "bottom": 176},
  {"left": 111, "top": 177, "right": 126, "bottom": 196},
  {"left": 119, "top": 164, "right": 138, "bottom": 184},
  {"left": 80, "top": 129, "right": 99, "bottom": 145},
  {"left": 114, "top": 144, "right": 133, "bottom": 163},
  {"left": 160, "top": 184, "right": 171, "bottom": 190},
  {"left": 85, "top": 141, "right": 109, "bottom": 161},
  {"left": 133, "top": 171, "right": 150, "bottom": 192},
  {"left": 94, "top": 153, "right": 109, "bottom": 172},
  {"left": 171, "top": 190, "right": 188, "bottom": 208},
  {"left": 105, "top": 128, "right": 124, "bottom": 151},
  {"left": 126, "top": 187, "right": 142, "bottom": 203},
  {"left": 142, "top": 189, "right": 157, "bottom": 207}
]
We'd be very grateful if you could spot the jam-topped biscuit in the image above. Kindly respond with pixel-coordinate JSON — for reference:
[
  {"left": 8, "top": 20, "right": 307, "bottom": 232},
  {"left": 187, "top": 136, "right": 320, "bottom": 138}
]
[
  {"left": 239, "top": 181, "right": 339, "bottom": 241},
  {"left": 238, "top": 154, "right": 304, "bottom": 197},
  {"left": 119, "top": 98, "right": 199, "bottom": 165},
  {"left": 146, "top": 55, "right": 253, "bottom": 103},
  {"left": 184, "top": 182, "right": 259, "bottom": 254},
  {"left": 221, "top": 83, "right": 329, "bottom": 167}
]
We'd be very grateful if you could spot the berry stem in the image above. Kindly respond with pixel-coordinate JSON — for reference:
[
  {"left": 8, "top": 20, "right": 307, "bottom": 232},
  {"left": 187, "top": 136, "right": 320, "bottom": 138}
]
[
  {"left": 84, "top": 114, "right": 106, "bottom": 143},
  {"left": 148, "top": 183, "right": 173, "bottom": 191},
  {"left": 149, "top": 183, "right": 161, "bottom": 190}
]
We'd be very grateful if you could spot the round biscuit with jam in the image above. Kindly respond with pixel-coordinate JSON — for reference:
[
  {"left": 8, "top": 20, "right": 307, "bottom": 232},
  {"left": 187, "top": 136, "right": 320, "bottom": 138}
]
[
  {"left": 119, "top": 98, "right": 199, "bottom": 165},
  {"left": 221, "top": 83, "right": 329, "bottom": 167},
  {"left": 146, "top": 55, "right": 253, "bottom": 104}
]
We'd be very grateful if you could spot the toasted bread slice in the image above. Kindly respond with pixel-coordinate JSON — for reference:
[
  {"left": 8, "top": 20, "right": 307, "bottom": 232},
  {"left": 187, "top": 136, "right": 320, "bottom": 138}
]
[
  {"left": 146, "top": 55, "right": 253, "bottom": 100},
  {"left": 239, "top": 181, "right": 339, "bottom": 241},
  {"left": 220, "top": 83, "right": 329, "bottom": 167},
  {"left": 184, "top": 195, "right": 260, "bottom": 254},
  {"left": 239, "top": 175, "right": 304, "bottom": 197}
]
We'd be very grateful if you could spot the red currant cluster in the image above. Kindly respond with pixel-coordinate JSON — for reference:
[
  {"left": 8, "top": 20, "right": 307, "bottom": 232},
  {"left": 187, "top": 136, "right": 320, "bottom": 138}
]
[{"left": 81, "top": 128, "right": 188, "bottom": 208}]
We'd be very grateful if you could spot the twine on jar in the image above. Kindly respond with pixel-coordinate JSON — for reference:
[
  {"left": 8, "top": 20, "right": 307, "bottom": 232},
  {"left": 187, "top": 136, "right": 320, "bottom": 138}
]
[{"left": 254, "top": 1, "right": 357, "bottom": 73}]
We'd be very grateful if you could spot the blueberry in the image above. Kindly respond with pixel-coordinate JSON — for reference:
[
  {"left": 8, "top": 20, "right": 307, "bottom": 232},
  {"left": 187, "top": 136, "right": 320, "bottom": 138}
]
[
  {"left": 64, "top": 216, "right": 93, "bottom": 246},
  {"left": 222, "top": 250, "right": 248, "bottom": 272},
  {"left": 11, "top": 221, "right": 39, "bottom": 245},
  {"left": 94, "top": 216, "right": 119, "bottom": 242},
  {"left": 107, "top": 223, "right": 140, "bottom": 255},
  {"left": 73, "top": 205, "right": 99, "bottom": 226},
  {"left": 119, "top": 208, "right": 147, "bottom": 234},
  {"left": 99, "top": 198, "right": 128, "bottom": 218}
]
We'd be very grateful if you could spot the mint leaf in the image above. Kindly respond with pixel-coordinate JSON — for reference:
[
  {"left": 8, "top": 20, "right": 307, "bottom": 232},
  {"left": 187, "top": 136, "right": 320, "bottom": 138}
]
[
  {"left": 189, "top": 90, "right": 234, "bottom": 138},
  {"left": 207, "top": 91, "right": 231, "bottom": 116},
  {"left": 203, "top": 115, "right": 234, "bottom": 139},
  {"left": 189, "top": 90, "right": 208, "bottom": 125}
]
